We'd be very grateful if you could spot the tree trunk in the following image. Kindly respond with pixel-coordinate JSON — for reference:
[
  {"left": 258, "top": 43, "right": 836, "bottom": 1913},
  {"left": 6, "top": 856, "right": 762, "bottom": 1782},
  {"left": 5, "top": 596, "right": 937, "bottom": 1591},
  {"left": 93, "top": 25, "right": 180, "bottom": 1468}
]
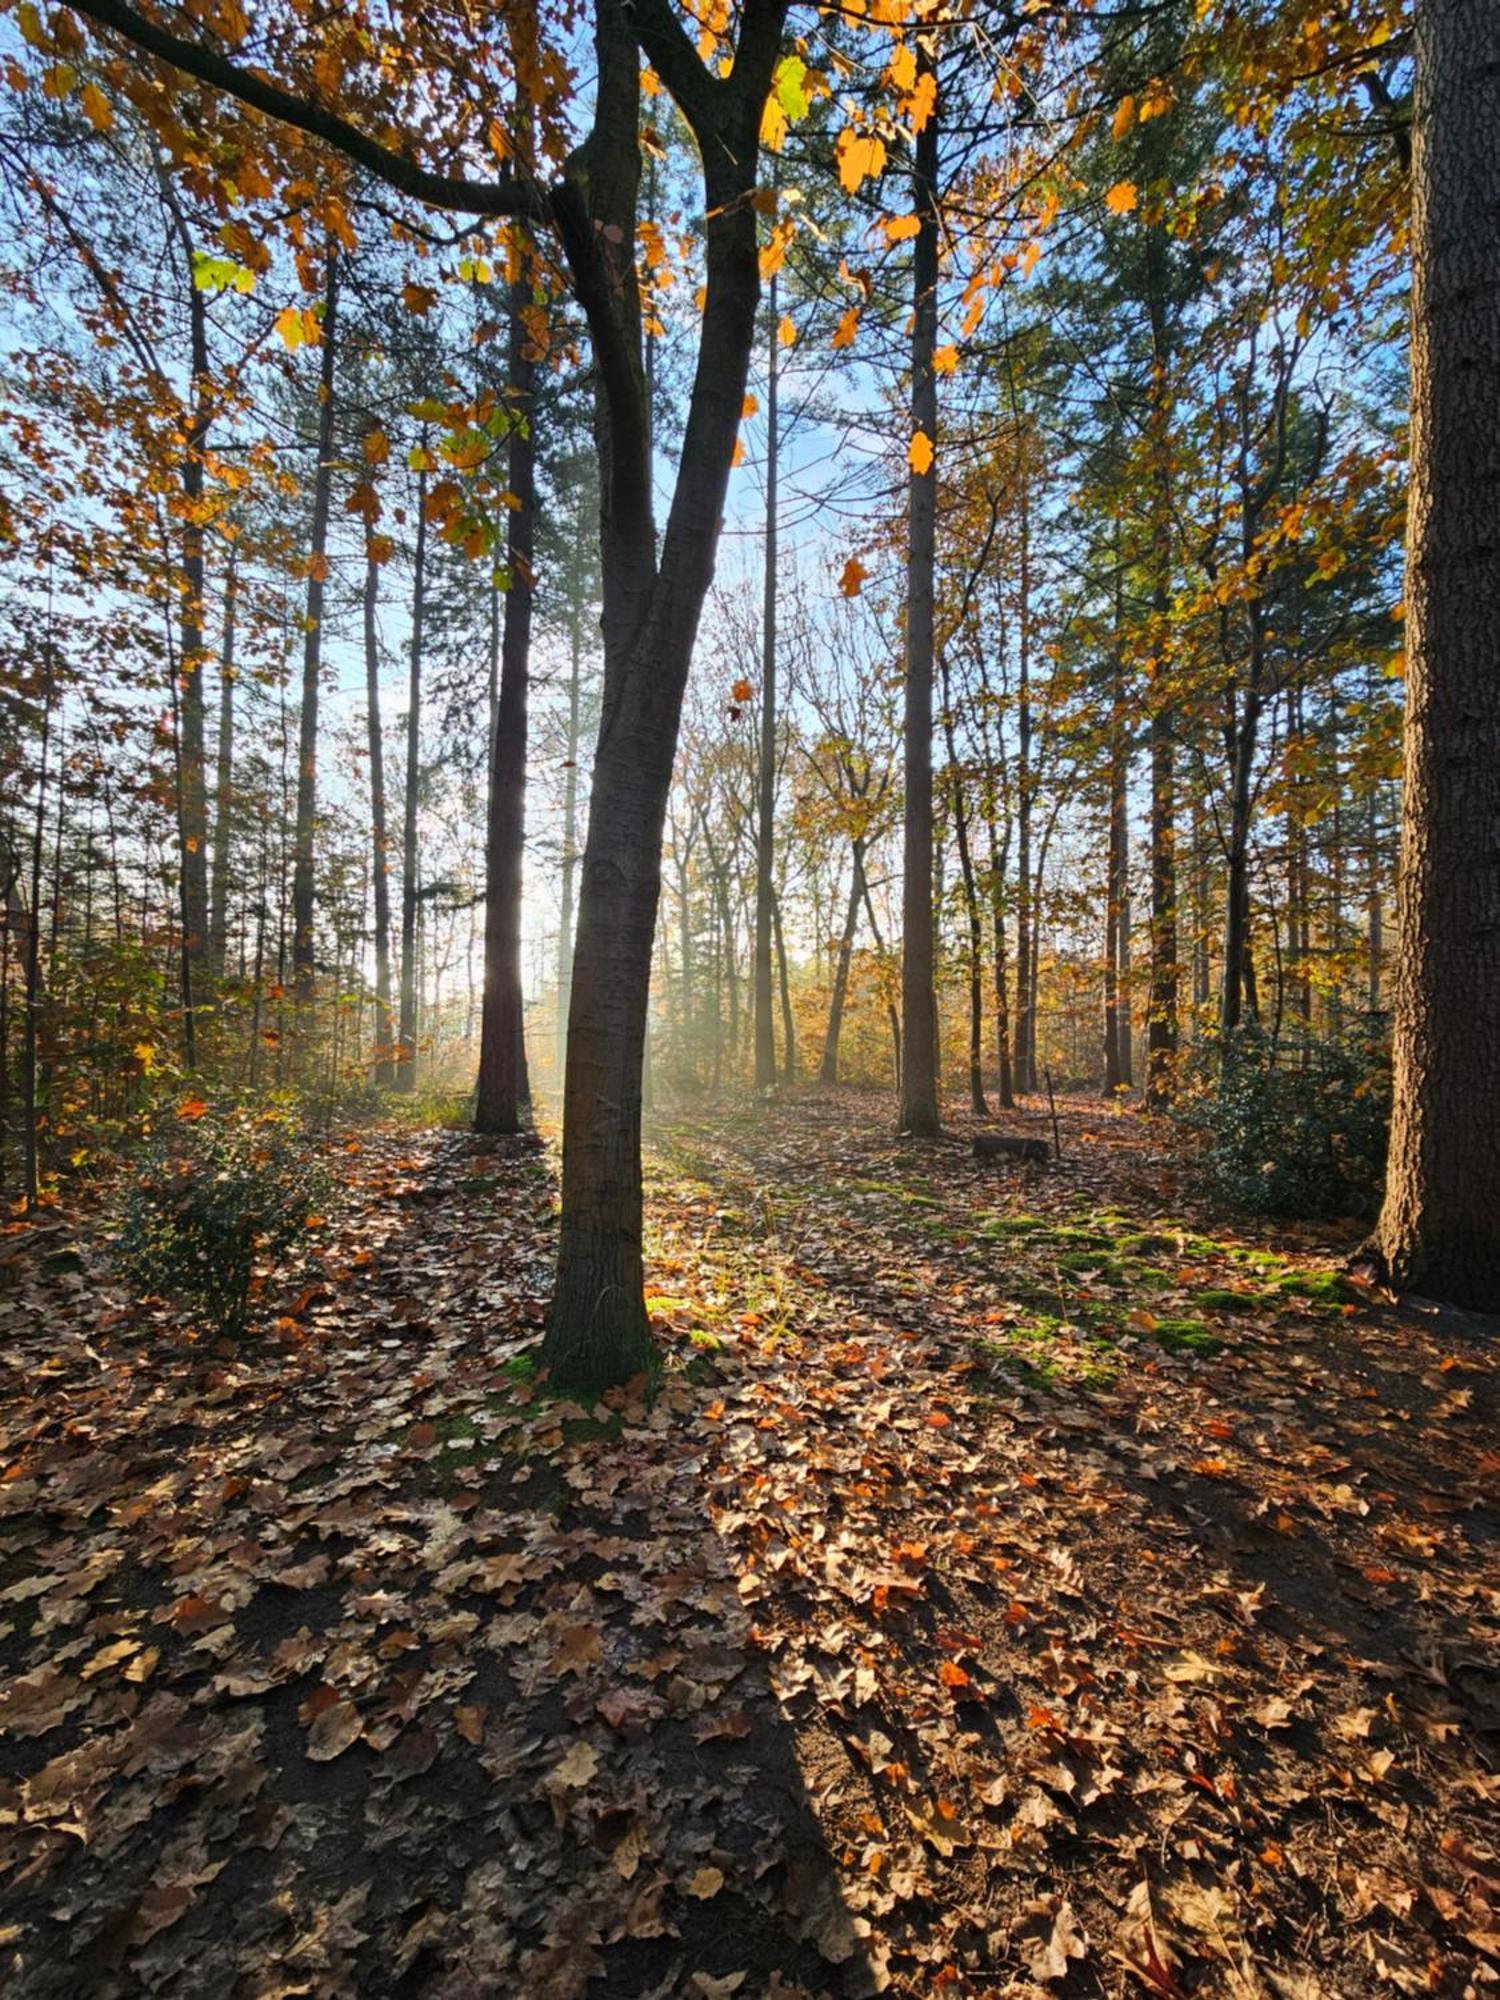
[
  {"left": 754, "top": 265, "right": 779, "bottom": 1091},
  {"left": 475, "top": 254, "right": 536, "bottom": 1133},
  {"left": 899, "top": 62, "right": 940, "bottom": 1136},
  {"left": 542, "top": 15, "right": 781, "bottom": 1391},
  {"left": 557, "top": 544, "right": 584, "bottom": 1081},
  {"left": 820, "top": 842, "right": 863, "bottom": 1084},
  {"left": 1104, "top": 642, "right": 1130, "bottom": 1090},
  {"left": 363, "top": 547, "right": 396, "bottom": 1086},
  {"left": 291, "top": 250, "right": 340, "bottom": 1016},
  {"left": 396, "top": 460, "right": 427, "bottom": 1092},
  {"left": 208, "top": 549, "right": 237, "bottom": 977},
  {"left": 1373, "top": 0, "right": 1500, "bottom": 1309},
  {"left": 772, "top": 883, "right": 796, "bottom": 1084}
]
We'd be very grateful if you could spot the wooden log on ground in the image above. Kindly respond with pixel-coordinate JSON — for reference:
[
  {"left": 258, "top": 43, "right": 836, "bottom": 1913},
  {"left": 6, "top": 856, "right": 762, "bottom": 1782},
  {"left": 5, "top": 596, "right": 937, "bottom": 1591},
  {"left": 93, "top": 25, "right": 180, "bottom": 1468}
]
[{"left": 972, "top": 1133, "right": 1051, "bottom": 1165}]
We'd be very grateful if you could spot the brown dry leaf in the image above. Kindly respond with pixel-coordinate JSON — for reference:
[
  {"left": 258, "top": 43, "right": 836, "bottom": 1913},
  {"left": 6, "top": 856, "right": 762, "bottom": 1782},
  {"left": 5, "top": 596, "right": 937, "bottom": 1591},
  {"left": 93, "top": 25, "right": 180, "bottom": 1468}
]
[
  {"left": 686, "top": 1865, "right": 725, "bottom": 1900},
  {"left": 305, "top": 1699, "right": 363, "bottom": 1762}
]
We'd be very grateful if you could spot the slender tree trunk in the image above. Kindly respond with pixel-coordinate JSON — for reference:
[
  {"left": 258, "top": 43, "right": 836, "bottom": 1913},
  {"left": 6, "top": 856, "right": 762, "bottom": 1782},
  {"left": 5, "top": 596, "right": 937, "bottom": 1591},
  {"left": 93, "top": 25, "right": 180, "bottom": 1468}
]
[
  {"left": 1104, "top": 642, "right": 1130, "bottom": 1091},
  {"left": 754, "top": 264, "right": 779, "bottom": 1091},
  {"left": 476, "top": 251, "right": 536, "bottom": 1133},
  {"left": 363, "top": 547, "right": 396, "bottom": 1085},
  {"left": 820, "top": 842, "right": 863, "bottom": 1084},
  {"left": 772, "top": 883, "right": 796, "bottom": 1084},
  {"left": 899, "top": 63, "right": 940, "bottom": 1135},
  {"left": 21, "top": 668, "right": 50, "bottom": 1210},
  {"left": 396, "top": 460, "right": 427, "bottom": 1092},
  {"left": 1145, "top": 278, "right": 1178, "bottom": 1106},
  {"left": 291, "top": 250, "right": 340, "bottom": 1020},
  {"left": 557, "top": 549, "right": 584, "bottom": 1081},
  {"left": 208, "top": 550, "right": 237, "bottom": 977},
  {"left": 1373, "top": 0, "right": 1500, "bottom": 1309}
]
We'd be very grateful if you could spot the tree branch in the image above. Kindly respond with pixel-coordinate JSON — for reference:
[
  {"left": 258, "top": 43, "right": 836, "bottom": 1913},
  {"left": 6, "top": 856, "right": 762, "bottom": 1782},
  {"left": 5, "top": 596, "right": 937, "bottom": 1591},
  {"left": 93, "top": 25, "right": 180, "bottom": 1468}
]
[{"left": 68, "top": 0, "right": 546, "bottom": 221}]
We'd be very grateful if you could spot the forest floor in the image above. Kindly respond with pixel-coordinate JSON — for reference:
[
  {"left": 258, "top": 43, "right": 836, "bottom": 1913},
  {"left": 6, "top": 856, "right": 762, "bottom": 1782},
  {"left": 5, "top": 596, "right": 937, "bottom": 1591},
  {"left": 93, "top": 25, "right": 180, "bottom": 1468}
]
[{"left": 1, "top": 1089, "right": 1498, "bottom": 2000}]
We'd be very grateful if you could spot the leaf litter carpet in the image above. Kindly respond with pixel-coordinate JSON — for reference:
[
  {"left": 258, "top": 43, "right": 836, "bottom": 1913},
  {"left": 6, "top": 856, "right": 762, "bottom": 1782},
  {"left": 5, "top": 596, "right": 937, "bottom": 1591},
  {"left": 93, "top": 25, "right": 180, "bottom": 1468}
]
[{"left": 0, "top": 1091, "right": 1496, "bottom": 1998}]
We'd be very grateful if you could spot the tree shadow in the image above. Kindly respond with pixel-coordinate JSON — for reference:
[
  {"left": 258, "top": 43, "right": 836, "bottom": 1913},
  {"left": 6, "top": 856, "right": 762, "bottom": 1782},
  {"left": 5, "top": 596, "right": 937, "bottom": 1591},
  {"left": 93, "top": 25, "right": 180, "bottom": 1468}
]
[{"left": 0, "top": 1127, "right": 877, "bottom": 1999}]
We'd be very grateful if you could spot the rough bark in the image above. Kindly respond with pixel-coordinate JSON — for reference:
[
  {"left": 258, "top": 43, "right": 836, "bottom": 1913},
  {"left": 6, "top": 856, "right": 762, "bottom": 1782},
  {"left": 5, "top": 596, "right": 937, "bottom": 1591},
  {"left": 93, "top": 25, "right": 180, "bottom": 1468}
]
[
  {"left": 1373, "top": 0, "right": 1500, "bottom": 1310},
  {"left": 475, "top": 254, "right": 536, "bottom": 1133},
  {"left": 899, "top": 65, "right": 941, "bottom": 1136},
  {"left": 754, "top": 265, "right": 779, "bottom": 1091}
]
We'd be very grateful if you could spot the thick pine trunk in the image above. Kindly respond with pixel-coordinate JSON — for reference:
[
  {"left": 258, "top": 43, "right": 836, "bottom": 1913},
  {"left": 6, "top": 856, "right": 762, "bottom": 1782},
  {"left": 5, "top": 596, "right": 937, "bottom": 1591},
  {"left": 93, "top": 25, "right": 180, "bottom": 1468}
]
[
  {"left": 1373, "top": 0, "right": 1500, "bottom": 1310},
  {"left": 899, "top": 71, "right": 941, "bottom": 1136},
  {"left": 475, "top": 261, "right": 536, "bottom": 1133}
]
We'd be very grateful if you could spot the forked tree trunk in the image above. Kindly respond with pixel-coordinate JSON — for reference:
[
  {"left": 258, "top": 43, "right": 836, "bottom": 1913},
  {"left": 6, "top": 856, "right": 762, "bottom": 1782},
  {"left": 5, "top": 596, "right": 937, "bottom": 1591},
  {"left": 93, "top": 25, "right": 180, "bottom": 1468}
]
[
  {"left": 540, "top": 0, "right": 785, "bottom": 1390},
  {"left": 899, "top": 61, "right": 941, "bottom": 1136},
  {"left": 475, "top": 255, "right": 536, "bottom": 1133},
  {"left": 1373, "top": 0, "right": 1500, "bottom": 1310}
]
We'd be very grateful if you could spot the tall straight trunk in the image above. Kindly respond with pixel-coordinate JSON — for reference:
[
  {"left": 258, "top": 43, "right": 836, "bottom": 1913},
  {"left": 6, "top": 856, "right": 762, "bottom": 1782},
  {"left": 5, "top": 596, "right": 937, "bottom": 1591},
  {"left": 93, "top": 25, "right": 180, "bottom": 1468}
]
[
  {"left": 820, "top": 841, "right": 863, "bottom": 1084},
  {"left": 753, "top": 265, "right": 779, "bottom": 1090},
  {"left": 158, "top": 166, "right": 213, "bottom": 995},
  {"left": 363, "top": 548, "right": 396, "bottom": 1085},
  {"left": 21, "top": 668, "right": 51, "bottom": 1210},
  {"left": 291, "top": 250, "right": 340, "bottom": 1015},
  {"left": 1012, "top": 474, "right": 1035, "bottom": 1097},
  {"left": 1145, "top": 281, "right": 1178, "bottom": 1106},
  {"left": 1220, "top": 681, "right": 1263, "bottom": 1035},
  {"left": 1373, "top": 0, "right": 1500, "bottom": 1309},
  {"left": 396, "top": 461, "right": 427, "bottom": 1091},
  {"left": 1190, "top": 794, "right": 1211, "bottom": 1020},
  {"left": 476, "top": 250, "right": 536, "bottom": 1133},
  {"left": 899, "top": 62, "right": 940, "bottom": 1136},
  {"left": 772, "top": 884, "right": 796, "bottom": 1084},
  {"left": 208, "top": 550, "right": 237, "bottom": 975},
  {"left": 557, "top": 551, "right": 584, "bottom": 1080},
  {"left": 940, "top": 657, "right": 987, "bottom": 1115},
  {"left": 1104, "top": 645, "right": 1130, "bottom": 1091}
]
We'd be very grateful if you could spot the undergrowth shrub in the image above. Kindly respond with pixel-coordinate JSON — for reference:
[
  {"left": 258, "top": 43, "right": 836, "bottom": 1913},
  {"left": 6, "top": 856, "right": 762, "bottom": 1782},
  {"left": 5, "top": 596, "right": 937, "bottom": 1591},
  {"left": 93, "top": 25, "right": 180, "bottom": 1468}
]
[
  {"left": 115, "top": 1114, "right": 331, "bottom": 1337},
  {"left": 1178, "top": 1028, "right": 1390, "bottom": 1220}
]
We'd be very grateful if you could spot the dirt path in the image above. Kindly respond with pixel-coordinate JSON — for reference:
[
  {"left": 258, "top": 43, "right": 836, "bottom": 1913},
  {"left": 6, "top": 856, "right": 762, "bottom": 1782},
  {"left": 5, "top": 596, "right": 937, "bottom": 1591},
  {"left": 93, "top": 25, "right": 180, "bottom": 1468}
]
[{"left": 0, "top": 1093, "right": 1496, "bottom": 1997}]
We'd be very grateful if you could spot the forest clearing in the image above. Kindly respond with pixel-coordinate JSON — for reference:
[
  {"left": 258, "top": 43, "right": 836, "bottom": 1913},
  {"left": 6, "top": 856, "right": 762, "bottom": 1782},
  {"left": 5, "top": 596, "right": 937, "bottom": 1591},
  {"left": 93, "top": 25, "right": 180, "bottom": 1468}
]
[
  {"left": 1, "top": 0, "right": 1498, "bottom": 1989},
  {"left": 2, "top": 1092, "right": 1497, "bottom": 1998}
]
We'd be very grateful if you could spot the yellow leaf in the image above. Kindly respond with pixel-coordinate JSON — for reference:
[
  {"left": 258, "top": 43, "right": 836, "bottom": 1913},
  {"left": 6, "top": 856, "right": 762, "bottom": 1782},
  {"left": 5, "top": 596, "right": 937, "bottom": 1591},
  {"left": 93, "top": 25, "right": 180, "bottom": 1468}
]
[
  {"left": 81, "top": 81, "right": 113, "bottom": 132},
  {"left": 777, "top": 314, "right": 797, "bottom": 348},
  {"left": 1111, "top": 94, "right": 1135, "bottom": 140},
  {"left": 731, "top": 678, "right": 752, "bottom": 703},
  {"left": 363, "top": 429, "right": 389, "bottom": 466},
  {"left": 882, "top": 214, "right": 921, "bottom": 244},
  {"left": 909, "top": 429, "right": 934, "bottom": 476},
  {"left": 934, "top": 345, "right": 958, "bottom": 375},
  {"left": 275, "top": 304, "right": 317, "bottom": 352},
  {"left": 889, "top": 43, "right": 917, "bottom": 93},
  {"left": 1105, "top": 181, "right": 1138, "bottom": 215},
  {"left": 742, "top": 392, "right": 759, "bottom": 419},
  {"left": 839, "top": 556, "right": 869, "bottom": 598},
  {"left": 732, "top": 436, "right": 746, "bottom": 468}
]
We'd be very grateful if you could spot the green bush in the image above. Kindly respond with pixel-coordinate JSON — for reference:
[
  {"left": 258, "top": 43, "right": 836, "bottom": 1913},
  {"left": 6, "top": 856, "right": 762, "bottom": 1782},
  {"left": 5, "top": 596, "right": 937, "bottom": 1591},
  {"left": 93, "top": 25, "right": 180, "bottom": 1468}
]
[
  {"left": 115, "top": 1115, "right": 331, "bottom": 1337},
  {"left": 1178, "top": 1028, "right": 1390, "bottom": 1220}
]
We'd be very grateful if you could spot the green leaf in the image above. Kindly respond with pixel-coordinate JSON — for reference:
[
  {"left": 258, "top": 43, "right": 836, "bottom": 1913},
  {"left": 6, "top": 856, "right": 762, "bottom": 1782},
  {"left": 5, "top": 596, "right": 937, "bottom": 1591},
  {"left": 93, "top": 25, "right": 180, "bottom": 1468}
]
[
  {"left": 775, "top": 55, "right": 809, "bottom": 123},
  {"left": 190, "top": 250, "right": 257, "bottom": 297}
]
